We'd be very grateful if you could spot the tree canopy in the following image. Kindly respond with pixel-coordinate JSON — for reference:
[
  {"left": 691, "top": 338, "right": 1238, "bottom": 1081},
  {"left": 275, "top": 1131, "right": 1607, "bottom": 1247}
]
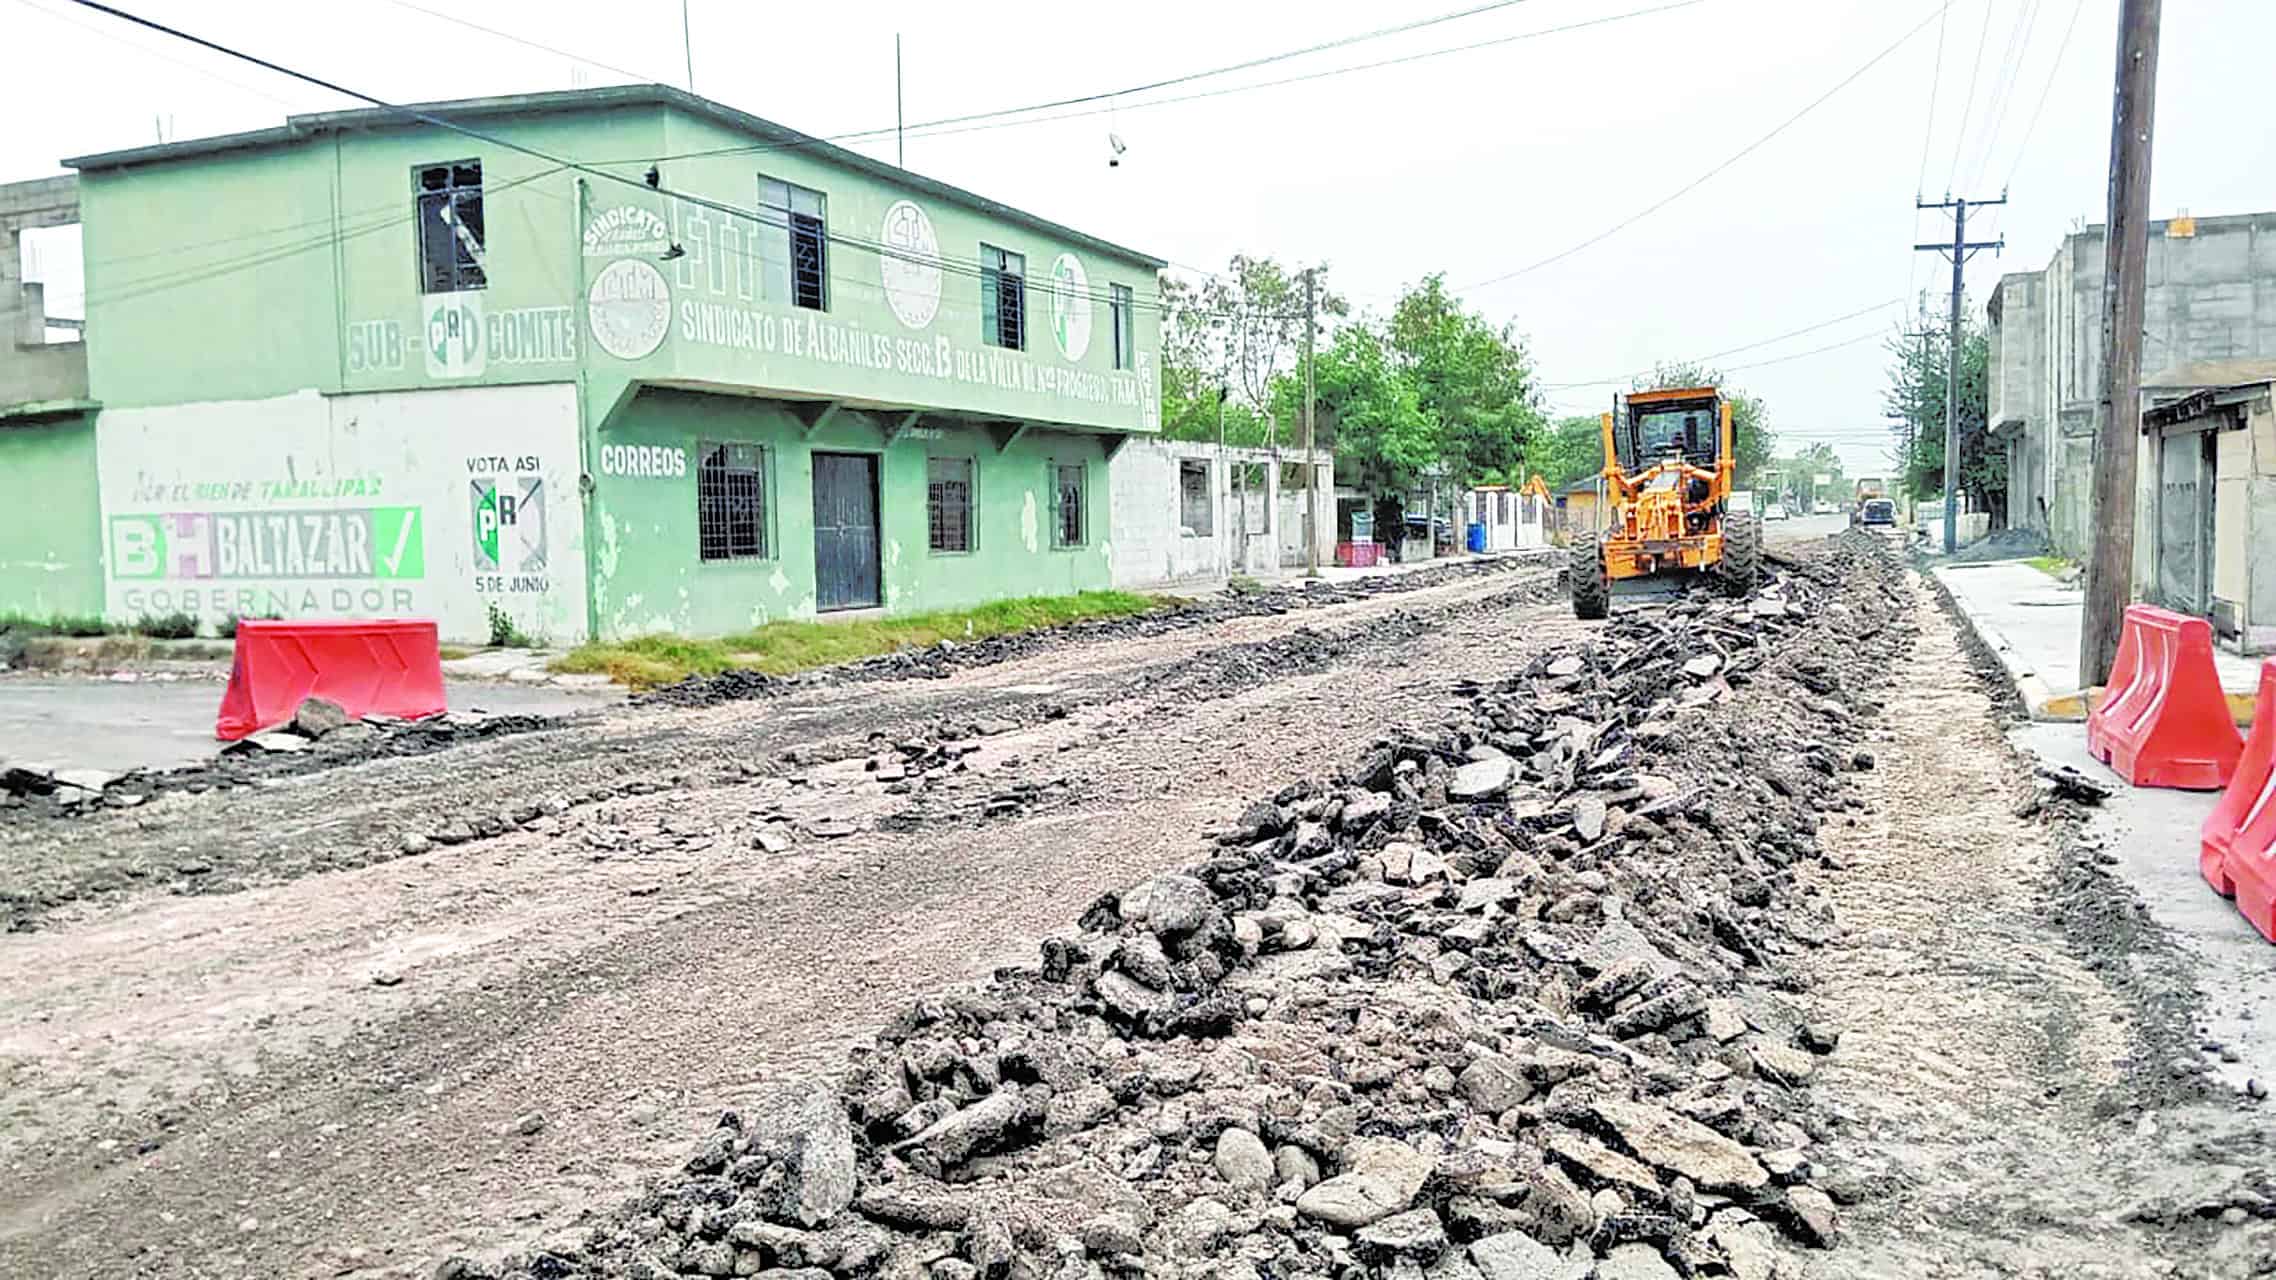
[{"left": 1882, "top": 313, "right": 1999, "bottom": 521}]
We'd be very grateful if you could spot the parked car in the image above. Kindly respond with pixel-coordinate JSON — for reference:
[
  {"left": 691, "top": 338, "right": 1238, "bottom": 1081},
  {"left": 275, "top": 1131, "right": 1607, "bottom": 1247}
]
[
  {"left": 1859, "top": 497, "right": 1897, "bottom": 526},
  {"left": 1762, "top": 502, "right": 1789, "bottom": 521},
  {"left": 1813, "top": 500, "right": 1835, "bottom": 515}
]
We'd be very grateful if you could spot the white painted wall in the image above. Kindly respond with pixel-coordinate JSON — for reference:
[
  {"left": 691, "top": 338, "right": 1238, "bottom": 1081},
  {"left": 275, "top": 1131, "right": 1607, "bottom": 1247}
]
[
  {"left": 95, "top": 383, "right": 589, "bottom": 643},
  {"left": 1108, "top": 439, "right": 1224, "bottom": 587}
]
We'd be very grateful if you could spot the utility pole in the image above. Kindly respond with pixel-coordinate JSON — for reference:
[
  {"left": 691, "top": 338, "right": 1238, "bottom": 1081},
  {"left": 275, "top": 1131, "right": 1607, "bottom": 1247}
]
[
  {"left": 1915, "top": 195, "right": 2005, "bottom": 553},
  {"left": 894, "top": 35, "right": 905, "bottom": 168},
  {"left": 1302, "top": 268, "right": 1320, "bottom": 578},
  {"left": 2080, "top": 0, "right": 2163, "bottom": 686}
]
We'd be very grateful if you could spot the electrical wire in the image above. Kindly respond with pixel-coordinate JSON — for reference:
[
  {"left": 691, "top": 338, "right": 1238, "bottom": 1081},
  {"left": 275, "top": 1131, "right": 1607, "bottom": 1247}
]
[
  {"left": 652, "top": 0, "right": 1546, "bottom": 160},
  {"left": 1944, "top": 0, "right": 1998, "bottom": 188},
  {"left": 1542, "top": 298, "right": 1903, "bottom": 388},
  {"left": 1999, "top": 0, "right": 2089, "bottom": 192},
  {"left": 1459, "top": 0, "right": 1959, "bottom": 293},
  {"left": 59, "top": 0, "right": 1704, "bottom": 314},
  {"left": 1915, "top": 0, "right": 1951, "bottom": 198},
  {"left": 9, "top": 0, "right": 302, "bottom": 108},
  {"left": 377, "top": 0, "right": 674, "bottom": 87},
  {"left": 629, "top": 0, "right": 1710, "bottom": 167},
  {"left": 1965, "top": 0, "right": 2044, "bottom": 190},
  {"left": 65, "top": 0, "right": 1253, "bottom": 321}
]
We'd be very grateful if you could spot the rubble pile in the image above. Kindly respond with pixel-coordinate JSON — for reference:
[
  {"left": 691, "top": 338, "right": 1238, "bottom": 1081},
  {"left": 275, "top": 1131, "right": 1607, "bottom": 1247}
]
[
  {"left": 454, "top": 536, "right": 1914, "bottom": 1280},
  {"left": 0, "top": 703, "right": 554, "bottom": 823},
  {"left": 639, "top": 557, "right": 1559, "bottom": 707}
]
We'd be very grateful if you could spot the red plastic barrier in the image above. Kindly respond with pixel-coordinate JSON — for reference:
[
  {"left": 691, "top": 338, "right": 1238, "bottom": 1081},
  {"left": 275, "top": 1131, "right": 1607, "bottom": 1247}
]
[
  {"left": 2211, "top": 661, "right": 2276, "bottom": 936},
  {"left": 1337, "top": 541, "right": 1380, "bottom": 568},
  {"left": 2085, "top": 605, "right": 2244, "bottom": 790},
  {"left": 216, "top": 618, "right": 446, "bottom": 741}
]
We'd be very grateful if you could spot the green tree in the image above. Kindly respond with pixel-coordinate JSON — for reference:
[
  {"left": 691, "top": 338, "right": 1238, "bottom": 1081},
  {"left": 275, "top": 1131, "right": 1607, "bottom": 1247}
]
[
  {"left": 1157, "top": 256, "right": 1345, "bottom": 446},
  {"left": 1531, "top": 413, "right": 1609, "bottom": 490},
  {"left": 1385, "top": 274, "right": 1544, "bottom": 487},
  {"left": 1271, "top": 323, "right": 1434, "bottom": 497},
  {"left": 1632, "top": 361, "right": 1776, "bottom": 486},
  {"left": 1883, "top": 315, "right": 2000, "bottom": 520}
]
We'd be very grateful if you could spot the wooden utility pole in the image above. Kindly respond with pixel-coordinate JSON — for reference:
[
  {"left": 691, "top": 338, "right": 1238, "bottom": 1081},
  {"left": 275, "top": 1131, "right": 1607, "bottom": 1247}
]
[
  {"left": 1302, "top": 268, "right": 1320, "bottom": 578},
  {"left": 1915, "top": 196, "right": 2005, "bottom": 554},
  {"left": 2079, "top": 0, "right": 2163, "bottom": 686}
]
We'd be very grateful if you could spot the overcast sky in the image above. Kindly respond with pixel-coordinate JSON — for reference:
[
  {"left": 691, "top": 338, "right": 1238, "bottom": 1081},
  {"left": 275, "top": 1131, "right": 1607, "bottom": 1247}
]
[{"left": 10, "top": 0, "right": 2274, "bottom": 476}]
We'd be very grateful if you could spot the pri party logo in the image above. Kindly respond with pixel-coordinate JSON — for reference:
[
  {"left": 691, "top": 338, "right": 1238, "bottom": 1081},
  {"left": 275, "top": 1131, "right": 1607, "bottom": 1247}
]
[
  {"left": 424, "top": 292, "right": 485, "bottom": 379},
  {"left": 1049, "top": 253, "right": 1092, "bottom": 361},
  {"left": 471, "top": 477, "right": 547, "bottom": 574}
]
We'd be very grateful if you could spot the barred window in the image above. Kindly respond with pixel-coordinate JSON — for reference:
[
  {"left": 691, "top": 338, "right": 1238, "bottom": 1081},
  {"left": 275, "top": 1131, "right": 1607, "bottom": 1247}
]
[
  {"left": 981, "top": 244, "right": 1025, "bottom": 349},
  {"left": 1110, "top": 283, "right": 1135, "bottom": 370},
  {"left": 1050, "top": 461, "right": 1085, "bottom": 548},
  {"left": 1179, "top": 459, "right": 1212, "bottom": 535},
  {"left": 415, "top": 160, "right": 485, "bottom": 293},
  {"left": 698, "top": 441, "right": 768, "bottom": 561},
  {"left": 757, "top": 177, "right": 827, "bottom": 311},
  {"left": 927, "top": 456, "right": 974, "bottom": 553}
]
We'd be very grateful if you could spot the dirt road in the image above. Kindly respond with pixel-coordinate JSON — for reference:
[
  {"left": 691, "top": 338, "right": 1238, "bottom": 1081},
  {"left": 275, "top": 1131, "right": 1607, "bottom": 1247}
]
[{"left": 0, "top": 561, "right": 1574, "bottom": 1278}]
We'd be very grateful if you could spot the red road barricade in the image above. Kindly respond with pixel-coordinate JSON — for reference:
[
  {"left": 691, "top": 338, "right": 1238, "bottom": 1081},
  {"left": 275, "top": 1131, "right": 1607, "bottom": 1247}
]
[
  {"left": 2211, "top": 661, "right": 2276, "bottom": 939},
  {"left": 215, "top": 618, "right": 447, "bottom": 741},
  {"left": 2085, "top": 605, "right": 2244, "bottom": 790}
]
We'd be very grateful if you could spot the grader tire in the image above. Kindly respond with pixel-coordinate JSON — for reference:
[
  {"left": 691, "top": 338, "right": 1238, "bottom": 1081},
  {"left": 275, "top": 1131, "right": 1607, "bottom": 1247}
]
[
  {"left": 1570, "top": 537, "right": 1610, "bottom": 620},
  {"left": 1716, "top": 512, "right": 1762, "bottom": 594}
]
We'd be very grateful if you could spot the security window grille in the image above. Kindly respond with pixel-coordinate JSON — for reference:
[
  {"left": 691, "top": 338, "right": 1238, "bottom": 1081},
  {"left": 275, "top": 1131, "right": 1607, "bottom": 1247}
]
[
  {"left": 1050, "top": 461, "right": 1086, "bottom": 548},
  {"left": 757, "top": 177, "right": 828, "bottom": 310},
  {"left": 1496, "top": 492, "right": 1510, "bottom": 523},
  {"left": 981, "top": 244, "right": 1025, "bottom": 349},
  {"left": 1110, "top": 284, "right": 1135, "bottom": 370},
  {"left": 927, "top": 456, "right": 974, "bottom": 553},
  {"left": 1179, "top": 459, "right": 1212, "bottom": 535},
  {"left": 698, "top": 441, "right": 769, "bottom": 561},
  {"left": 416, "top": 161, "right": 486, "bottom": 293}
]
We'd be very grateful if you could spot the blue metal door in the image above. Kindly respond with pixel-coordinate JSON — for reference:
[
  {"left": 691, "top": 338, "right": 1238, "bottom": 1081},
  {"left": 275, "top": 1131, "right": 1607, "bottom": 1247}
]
[{"left": 812, "top": 452, "right": 881, "bottom": 611}]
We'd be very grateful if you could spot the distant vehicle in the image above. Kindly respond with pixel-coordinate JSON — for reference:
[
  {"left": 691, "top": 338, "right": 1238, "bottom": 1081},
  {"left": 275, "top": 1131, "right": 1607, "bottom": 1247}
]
[
  {"left": 1762, "top": 502, "right": 1790, "bottom": 521},
  {"left": 1859, "top": 497, "right": 1897, "bottom": 526},
  {"left": 1813, "top": 500, "right": 1835, "bottom": 515}
]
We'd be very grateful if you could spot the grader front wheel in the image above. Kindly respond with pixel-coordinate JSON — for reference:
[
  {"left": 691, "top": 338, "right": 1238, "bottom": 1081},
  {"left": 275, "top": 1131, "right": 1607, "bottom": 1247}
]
[
  {"left": 1570, "top": 536, "right": 1610, "bottom": 620},
  {"left": 1716, "top": 512, "right": 1762, "bottom": 593}
]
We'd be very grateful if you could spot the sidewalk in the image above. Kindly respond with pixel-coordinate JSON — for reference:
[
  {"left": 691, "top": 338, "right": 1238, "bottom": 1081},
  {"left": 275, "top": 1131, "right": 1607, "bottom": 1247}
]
[
  {"left": 1934, "top": 559, "right": 2261, "bottom": 721},
  {"left": 1933, "top": 558, "right": 2276, "bottom": 1098}
]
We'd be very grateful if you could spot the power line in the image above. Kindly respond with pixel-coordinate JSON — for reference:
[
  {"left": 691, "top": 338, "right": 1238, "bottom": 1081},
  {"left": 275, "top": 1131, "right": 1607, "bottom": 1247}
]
[
  {"left": 9, "top": 0, "right": 301, "bottom": 108},
  {"left": 1999, "top": 0, "right": 2089, "bottom": 191},
  {"left": 1965, "top": 0, "right": 2044, "bottom": 189},
  {"left": 1459, "top": 0, "right": 1958, "bottom": 293},
  {"left": 1543, "top": 298, "right": 1901, "bottom": 388},
  {"left": 1944, "top": 0, "right": 1998, "bottom": 187},
  {"left": 628, "top": 0, "right": 1710, "bottom": 167},
  {"left": 377, "top": 0, "right": 674, "bottom": 86},
  {"left": 1915, "top": 0, "right": 1952, "bottom": 197},
  {"left": 61, "top": 0, "right": 1246, "bottom": 320}
]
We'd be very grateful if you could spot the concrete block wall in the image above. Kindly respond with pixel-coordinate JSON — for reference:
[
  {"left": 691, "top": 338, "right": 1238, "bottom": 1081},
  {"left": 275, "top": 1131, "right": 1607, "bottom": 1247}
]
[
  {"left": 1990, "top": 212, "right": 2276, "bottom": 556},
  {"left": 1, "top": 175, "right": 89, "bottom": 411}
]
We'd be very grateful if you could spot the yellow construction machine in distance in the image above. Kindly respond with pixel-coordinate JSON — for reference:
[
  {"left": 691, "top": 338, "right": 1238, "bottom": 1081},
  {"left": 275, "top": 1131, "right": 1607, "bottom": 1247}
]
[{"left": 1569, "top": 386, "right": 1760, "bottom": 619}]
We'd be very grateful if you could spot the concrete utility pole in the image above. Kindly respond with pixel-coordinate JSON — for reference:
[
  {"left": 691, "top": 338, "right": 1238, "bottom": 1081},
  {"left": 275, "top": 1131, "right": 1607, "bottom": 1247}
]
[
  {"left": 2080, "top": 0, "right": 2163, "bottom": 686},
  {"left": 1302, "top": 268, "right": 1320, "bottom": 578},
  {"left": 1915, "top": 195, "right": 2005, "bottom": 554}
]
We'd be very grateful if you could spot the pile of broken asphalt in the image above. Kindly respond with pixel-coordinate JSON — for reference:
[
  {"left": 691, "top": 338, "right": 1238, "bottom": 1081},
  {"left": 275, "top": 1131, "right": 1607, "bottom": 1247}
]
[{"left": 447, "top": 533, "right": 1911, "bottom": 1280}]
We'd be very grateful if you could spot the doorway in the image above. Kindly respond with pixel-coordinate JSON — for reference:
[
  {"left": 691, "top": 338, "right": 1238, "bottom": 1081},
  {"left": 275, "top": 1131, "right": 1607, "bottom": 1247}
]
[
  {"left": 811, "top": 452, "right": 881, "bottom": 611},
  {"left": 2154, "top": 428, "right": 2215, "bottom": 616}
]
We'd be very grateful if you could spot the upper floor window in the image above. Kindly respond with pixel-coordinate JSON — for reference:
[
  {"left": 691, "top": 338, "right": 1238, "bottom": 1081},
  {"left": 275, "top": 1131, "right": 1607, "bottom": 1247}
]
[
  {"left": 1110, "top": 283, "right": 1135, "bottom": 370},
  {"left": 981, "top": 244, "right": 1025, "bottom": 349},
  {"left": 757, "top": 177, "right": 827, "bottom": 311},
  {"left": 415, "top": 161, "right": 485, "bottom": 294}
]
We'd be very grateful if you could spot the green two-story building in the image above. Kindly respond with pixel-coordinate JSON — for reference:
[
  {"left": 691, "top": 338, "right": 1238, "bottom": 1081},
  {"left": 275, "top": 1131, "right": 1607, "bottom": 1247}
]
[{"left": 6, "top": 84, "right": 1163, "bottom": 641}]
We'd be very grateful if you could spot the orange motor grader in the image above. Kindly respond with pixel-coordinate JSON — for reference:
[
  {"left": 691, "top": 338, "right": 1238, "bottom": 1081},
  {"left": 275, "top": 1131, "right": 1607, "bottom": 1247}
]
[{"left": 1568, "top": 386, "right": 1760, "bottom": 619}]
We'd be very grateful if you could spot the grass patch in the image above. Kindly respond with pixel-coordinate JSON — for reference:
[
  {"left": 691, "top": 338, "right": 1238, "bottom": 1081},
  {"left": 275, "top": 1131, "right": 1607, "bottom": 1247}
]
[
  {"left": 436, "top": 645, "right": 475, "bottom": 661},
  {"left": 2024, "top": 555, "right": 2074, "bottom": 577},
  {"left": 553, "top": 590, "right": 1171, "bottom": 689},
  {"left": 0, "top": 612, "right": 111, "bottom": 637}
]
